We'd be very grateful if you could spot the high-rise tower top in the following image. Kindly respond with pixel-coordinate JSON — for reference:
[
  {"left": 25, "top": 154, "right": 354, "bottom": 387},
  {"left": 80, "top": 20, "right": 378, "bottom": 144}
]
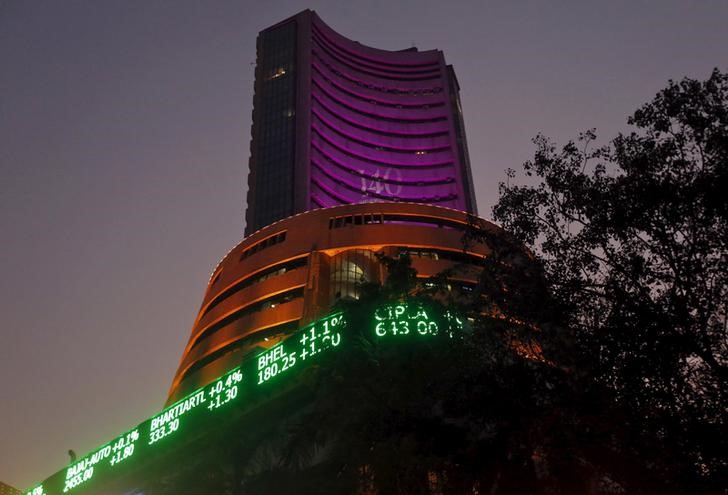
[{"left": 244, "top": 10, "right": 478, "bottom": 235}]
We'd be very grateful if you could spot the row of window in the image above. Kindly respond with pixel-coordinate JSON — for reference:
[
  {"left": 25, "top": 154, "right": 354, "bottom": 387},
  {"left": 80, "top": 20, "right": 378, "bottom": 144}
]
[
  {"left": 328, "top": 213, "right": 467, "bottom": 230},
  {"left": 312, "top": 160, "right": 456, "bottom": 203},
  {"left": 312, "top": 113, "right": 450, "bottom": 155},
  {"left": 312, "top": 127, "right": 454, "bottom": 169},
  {"left": 190, "top": 286, "right": 305, "bottom": 352},
  {"left": 181, "top": 320, "right": 299, "bottom": 387},
  {"left": 192, "top": 248, "right": 480, "bottom": 375},
  {"left": 398, "top": 247, "right": 484, "bottom": 265},
  {"left": 312, "top": 64, "right": 445, "bottom": 110},
  {"left": 181, "top": 278, "right": 479, "bottom": 391},
  {"left": 310, "top": 151, "right": 455, "bottom": 187},
  {"left": 311, "top": 101, "right": 449, "bottom": 139},
  {"left": 204, "top": 256, "right": 308, "bottom": 319},
  {"left": 312, "top": 87, "right": 448, "bottom": 126},
  {"left": 402, "top": 248, "right": 440, "bottom": 260},
  {"left": 240, "top": 231, "right": 287, "bottom": 260}
]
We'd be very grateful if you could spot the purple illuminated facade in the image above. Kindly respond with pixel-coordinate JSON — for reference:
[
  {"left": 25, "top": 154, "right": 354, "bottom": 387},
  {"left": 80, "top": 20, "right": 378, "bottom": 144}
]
[{"left": 244, "top": 10, "right": 478, "bottom": 234}]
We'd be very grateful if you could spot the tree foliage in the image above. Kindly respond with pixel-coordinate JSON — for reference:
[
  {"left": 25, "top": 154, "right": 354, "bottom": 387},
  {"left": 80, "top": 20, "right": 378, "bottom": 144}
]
[
  {"left": 231, "top": 236, "right": 657, "bottom": 495},
  {"left": 493, "top": 68, "right": 728, "bottom": 492}
]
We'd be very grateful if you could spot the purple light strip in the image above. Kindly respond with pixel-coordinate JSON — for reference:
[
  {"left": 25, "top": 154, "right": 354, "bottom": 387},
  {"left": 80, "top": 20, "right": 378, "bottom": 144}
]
[
  {"left": 310, "top": 156, "right": 454, "bottom": 186},
  {"left": 311, "top": 161, "right": 457, "bottom": 202},
  {"left": 311, "top": 93, "right": 449, "bottom": 136},
  {"left": 311, "top": 19, "right": 441, "bottom": 68},
  {"left": 312, "top": 51, "right": 443, "bottom": 93},
  {"left": 311, "top": 126, "right": 453, "bottom": 167},
  {"left": 312, "top": 111, "right": 450, "bottom": 153},
  {"left": 310, "top": 142, "right": 453, "bottom": 176},
  {"left": 312, "top": 78, "right": 446, "bottom": 122},
  {"left": 312, "top": 64, "right": 443, "bottom": 108},
  {"left": 313, "top": 39, "right": 441, "bottom": 81},
  {"left": 311, "top": 176, "right": 354, "bottom": 204}
]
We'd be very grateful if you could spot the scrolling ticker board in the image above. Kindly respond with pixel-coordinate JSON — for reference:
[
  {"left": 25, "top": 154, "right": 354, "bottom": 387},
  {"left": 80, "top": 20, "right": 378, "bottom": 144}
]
[{"left": 26, "top": 302, "right": 463, "bottom": 495}]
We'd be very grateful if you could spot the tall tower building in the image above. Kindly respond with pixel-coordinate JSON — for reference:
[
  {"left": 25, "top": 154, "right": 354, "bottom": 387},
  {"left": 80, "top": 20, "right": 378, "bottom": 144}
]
[
  {"left": 26, "top": 12, "right": 503, "bottom": 494},
  {"left": 244, "top": 9, "right": 477, "bottom": 235},
  {"left": 166, "top": 10, "right": 488, "bottom": 402},
  {"left": 168, "top": 202, "right": 494, "bottom": 402}
]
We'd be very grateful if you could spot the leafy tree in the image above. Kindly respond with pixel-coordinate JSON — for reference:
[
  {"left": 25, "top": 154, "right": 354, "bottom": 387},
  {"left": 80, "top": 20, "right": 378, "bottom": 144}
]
[
  {"left": 493, "top": 68, "right": 728, "bottom": 492},
  {"left": 235, "top": 252, "right": 589, "bottom": 495}
]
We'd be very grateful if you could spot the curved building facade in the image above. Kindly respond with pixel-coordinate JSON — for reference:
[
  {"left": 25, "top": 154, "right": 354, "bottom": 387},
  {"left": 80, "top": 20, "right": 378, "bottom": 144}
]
[
  {"left": 245, "top": 10, "right": 477, "bottom": 235},
  {"left": 168, "top": 202, "right": 498, "bottom": 403}
]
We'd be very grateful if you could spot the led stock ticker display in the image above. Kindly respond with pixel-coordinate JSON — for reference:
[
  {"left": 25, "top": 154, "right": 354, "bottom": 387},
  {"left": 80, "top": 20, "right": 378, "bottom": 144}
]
[
  {"left": 257, "top": 313, "right": 344, "bottom": 385},
  {"left": 55, "top": 369, "right": 244, "bottom": 494},
  {"left": 27, "top": 303, "right": 462, "bottom": 495},
  {"left": 374, "top": 303, "right": 461, "bottom": 338}
]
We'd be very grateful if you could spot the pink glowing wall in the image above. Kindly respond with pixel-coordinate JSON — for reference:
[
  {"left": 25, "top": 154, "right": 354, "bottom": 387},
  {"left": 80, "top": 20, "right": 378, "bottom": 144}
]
[
  {"left": 245, "top": 10, "right": 477, "bottom": 235},
  {"left": 307, "top": 14, "right": 474, "bottom": 212}
]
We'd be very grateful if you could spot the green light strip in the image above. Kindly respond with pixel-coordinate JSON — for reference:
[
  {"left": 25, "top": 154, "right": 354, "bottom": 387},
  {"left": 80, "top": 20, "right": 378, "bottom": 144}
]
[
  {"left": 53, "top": 367, "right": 245, "bottom": 494},
  {"left": 374, "top": 303, "right": 440, "bottom": 337},
  {"left": 257, "top": 312, "right": 344, "bottom": 385},
  {"left": 27, "top": 303, "right": 460, "bottom": 495}
]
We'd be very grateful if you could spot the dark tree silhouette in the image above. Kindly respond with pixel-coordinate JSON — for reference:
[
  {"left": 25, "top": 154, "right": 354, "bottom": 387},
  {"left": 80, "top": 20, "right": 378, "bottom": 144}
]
[
  {"left": 493, "top": 68, "right": 728, "bottom": 493},
  {"left": 235, "top": 251, "right": 589, "bottom": 495}
]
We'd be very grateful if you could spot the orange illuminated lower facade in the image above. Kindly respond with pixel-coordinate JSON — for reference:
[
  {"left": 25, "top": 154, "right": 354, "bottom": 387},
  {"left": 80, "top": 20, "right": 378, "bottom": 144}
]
[{"left": 167, "top": 202, "right": 501, "bottom": 403}]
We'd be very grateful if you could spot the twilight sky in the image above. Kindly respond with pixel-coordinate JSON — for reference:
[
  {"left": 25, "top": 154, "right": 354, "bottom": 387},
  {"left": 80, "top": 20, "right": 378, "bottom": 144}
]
[{"left": 1, "top": 0, "right": 726, "bottom": 489}]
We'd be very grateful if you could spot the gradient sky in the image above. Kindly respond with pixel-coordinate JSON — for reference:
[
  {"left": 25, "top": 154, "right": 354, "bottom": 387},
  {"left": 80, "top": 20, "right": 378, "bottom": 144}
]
[{"left": 1, "top": 0, "right": 726, "bottom": 489}]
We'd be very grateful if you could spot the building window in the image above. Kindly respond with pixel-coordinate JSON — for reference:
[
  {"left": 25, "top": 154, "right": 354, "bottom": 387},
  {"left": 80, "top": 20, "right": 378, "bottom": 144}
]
[
  {"left": 201, "top": 256, "right": 307, "bottom": 319},
  {"left": 329, "top": 214, "right": 383, "bottom": 229},
  {"left": 397, "top": 246, "right": 484, "bottom": 265},
  {"left": 240, "top": 231, "right": 287, "bottom": 260},
  {"left": 266, "top": 67, "right": 288, "bottom": 80},
  {"left": 330, "top": 250, "right": 377, "bottom": 301},
  {"left": 401, "top": 248, "right": 439, "bottom": 260},
  {"left": 191, "top": 286, "right": 305, "bottom": 352}
]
